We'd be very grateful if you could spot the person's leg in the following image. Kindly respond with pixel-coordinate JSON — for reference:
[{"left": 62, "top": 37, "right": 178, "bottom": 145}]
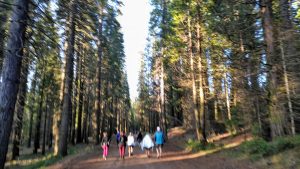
[
  {"left": 121, "top": 146, "right": 125, "bottom": 158},
  {"left": 159, "top": 146, "right": 162, "bottom": 157},
  {"left": 102, "top": 146, "right": 105, "bottom": 159},
  {"left": 119, "top": 147, "right": 122, "bottom": 158},
  {"left": 123, "top": 146, "right": 126, "bottom": 158},
  {"left": 128, "top": 146, "right": 131, "bottom": 157},
  {"left": 156, "top": 145, "right": 159, "bottom": 158},
  {"left": 105, "top": 146, "right": 108, "bottom": 157},
  {"left": 130, "top": 146, "right": 133, "bottom": 156}
]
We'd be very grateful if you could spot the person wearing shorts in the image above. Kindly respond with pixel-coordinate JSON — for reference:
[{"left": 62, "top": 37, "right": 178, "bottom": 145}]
[
  {"left": 127, "top": 132, "right": 135, "bottom": 157},
  {"left": 154, "top": 126, "right": 164, "bottom": 158}
]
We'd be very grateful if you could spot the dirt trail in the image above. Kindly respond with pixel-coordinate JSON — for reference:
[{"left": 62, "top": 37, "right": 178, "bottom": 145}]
[{"left": 48, "top": 132, "right": 257, "bottom": 169}]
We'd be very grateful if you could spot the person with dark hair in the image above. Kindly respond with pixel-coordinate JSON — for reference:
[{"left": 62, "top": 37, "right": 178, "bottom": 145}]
[
  {"left": 137, "top": 131, "right": 143, "bottom": 144},
  {"left": 116, "top": 129, "right": 120, "bottom": 145},
  {"left": 101, "top": 132, "right": 110, "bottom": 160},
  {"left": 118, "top": 131, "right": 127, "bottom": 159}
]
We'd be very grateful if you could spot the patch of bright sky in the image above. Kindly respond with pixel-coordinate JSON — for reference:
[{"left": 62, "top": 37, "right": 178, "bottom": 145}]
[{"left": 117, "top": 0, "right": 152, "bottom": 101}]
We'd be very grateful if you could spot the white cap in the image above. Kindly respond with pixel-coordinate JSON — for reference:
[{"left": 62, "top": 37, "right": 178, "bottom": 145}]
[{"left": 157, "top": 126, "right": 160, "bottom": 131}]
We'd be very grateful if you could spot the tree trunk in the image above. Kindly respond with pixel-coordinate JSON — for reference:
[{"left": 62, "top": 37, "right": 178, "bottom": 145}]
[
  {"left": 27, "top": 70, "right": 38, "bottom": 148},
  {"left": 279, "top": 0, "right": 296, "bottom": 136},
  {"left": 279, "top": 40, "right": 295, "bottom": 136},
  {"left": 47, "top": 102, "right": 54, "bottom": 149},
  {"left": 160, "top": 58, "right": 167, "bottom": 135},
  {"left": 260, "top": 0, "right": 284, "bottom": 138},
  {"left": 223, "top": 72, "right": 231, "bottom": 120},
  {"left": 53, "top": 62, "right": 65, "bottom": 156},
  {"left": 95, "top": 4, "right": 103, "bottom": 145},
  {"left": 0, "top": 0, "right": 11, "bottom": 75},
  {"left": 71, "top": 54, "right": 80, "bottom": 144},
  {"left": 188, "top": 11, "right": 202, "bottom": 141},
  {"left": 58, "top": 0, "right": 76, "bottom": 156},
  {"left": 77, "top": 54, "right": 84, "bottom": 143},
  {"left": 42, "top": 96, "right": 48, "bottom": 155},
  {"left": 34, "top": 73, "right": 45, "bottom": 154},
  {"left": 12, "top": 49, "right": 30, "bottom": 160},
  {"left": 196, "top": 6, "right": 207, "bottom": 142},
  {"left": 82, "top": 85, "right": 89, "bottom": 143},
  {"left": 0, "top": 0, "right": 29, "bottom": 167}
]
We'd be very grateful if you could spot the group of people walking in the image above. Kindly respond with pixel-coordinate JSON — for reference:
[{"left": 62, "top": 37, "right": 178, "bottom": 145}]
[{"left": 101, "top": 126, "right": 165, "bottom": 160}]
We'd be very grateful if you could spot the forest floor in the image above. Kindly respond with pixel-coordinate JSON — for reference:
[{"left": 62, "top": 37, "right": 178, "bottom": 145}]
[
  {"left": 6, "top": 127, "right": 300, "bottom": 169},
  {"left": 46, "top": 128, "right": 259, "bottom": 169}
]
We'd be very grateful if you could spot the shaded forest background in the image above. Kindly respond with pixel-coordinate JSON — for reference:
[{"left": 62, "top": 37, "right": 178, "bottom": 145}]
[{"left": 0, "top": 0, "right": 300, "bottom": 168}]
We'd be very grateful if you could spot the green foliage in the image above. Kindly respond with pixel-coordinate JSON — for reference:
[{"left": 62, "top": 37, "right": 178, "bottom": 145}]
[
  {"left": 186, "top": 139, "right": 216, "bottom": 152},
  {"left": 251, "top": 123, "right": 262, "bottom": 138},
  {"left": 239, "top": 135, "right": 300, "bottom": 160},
  {"left": 240, "top": 138, "right": 271, "bottom": 158},
  {"left": 225, "top": 106, "right": 244, "bottom": 134}
]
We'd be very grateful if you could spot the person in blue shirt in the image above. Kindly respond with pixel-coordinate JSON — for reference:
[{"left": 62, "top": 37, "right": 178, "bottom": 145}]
[
  {"left": 154, "top": 126, "right": 164, "bottom": 158},
  {"left": 116, "top": 130, "right": 120, "bottom": 145}
]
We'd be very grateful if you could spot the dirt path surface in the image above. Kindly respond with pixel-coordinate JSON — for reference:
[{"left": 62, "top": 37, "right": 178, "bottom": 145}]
[{"left": 48, "top": 132, "right": 257, "bottom": 169}]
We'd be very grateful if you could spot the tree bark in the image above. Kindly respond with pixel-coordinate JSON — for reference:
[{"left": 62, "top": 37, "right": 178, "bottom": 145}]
[
  {"left": 223, "top": 72, "right": 231, "bottom": 120},
  {"left": 77, "top": 54, "right": 84, "bottom": 143},
  {"left": 71, "top": 54, "right": 80, "bottom": 144},
  {"left": 0, "top": 0, "right": 29, "bottom": 167},
  {"left": 160, "top": 0, "right": 168, "bottom": 139},
  {"left": 260, "top": 0, "right": 284, "bottom": 138},
  {"left": 58, "top": 0, "right": 76, "bottom": 156},
  {"left": 95, "top": 3, "right": 103, "bottom": 144},
  {"left": 196, "top": 4, "right": 207, "bottom": 142},
  {"left": 279, "top": 0, "right": 296, "bottom": 136},
  {"left": 34, "top": 72, "right": 45, "bottom": 154},
  {"left": 42, "top": 96, "right": 48, "bottom": 155},
  {"left": 12, "top": 49, "right": 30, "bottom": 160},
  {"left": 0, "top": 0, "right": 11, "bottom": 75},
  {"left": 27, "top": 70, "right": 38, "bottom": 148},
  {"left": 279, "top": 40, "right": 295, "bottom": 136},
  {"left": 187, "top": 10, "right": 202, "bottom": 141}
]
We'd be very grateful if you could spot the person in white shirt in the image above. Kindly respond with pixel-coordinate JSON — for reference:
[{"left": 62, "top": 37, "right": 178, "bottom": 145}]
[
  {"left": 127, "top": 132, "right": 135, "bottom": 157},
  {"left": 140, "top": 133, "right": 154, "bottom": 158}
]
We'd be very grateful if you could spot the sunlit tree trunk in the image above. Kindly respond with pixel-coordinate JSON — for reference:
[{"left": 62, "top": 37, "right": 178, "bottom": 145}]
[
  {"left": 279, "top": 40, "right": 295, "bottom": 136},
  {"left": 53, "top": 63, "right": 65, "bottom": 155},
  {"left": 223, "top": 71, "right": 231, "bottom": 120},
  {"left": 188, "top": 10, "right": 202, "bottom": 141},
  {"left": 279, "top": 0, "right": 296, "bottom": 136},
  {"left": 196, "top": 3, "right": 207, "bottom": 142}
]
